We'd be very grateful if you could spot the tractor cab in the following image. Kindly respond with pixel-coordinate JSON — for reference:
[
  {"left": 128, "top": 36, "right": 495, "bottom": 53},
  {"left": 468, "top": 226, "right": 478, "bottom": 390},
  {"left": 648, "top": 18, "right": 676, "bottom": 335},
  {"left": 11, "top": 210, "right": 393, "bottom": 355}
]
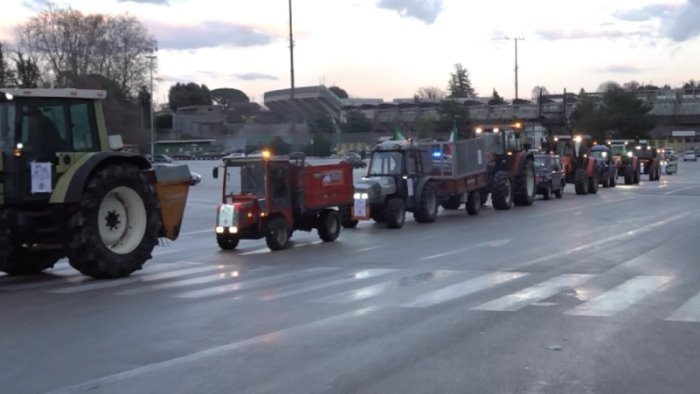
[{"left": 475, "top": 123, "right": 526, "bottom": 155}]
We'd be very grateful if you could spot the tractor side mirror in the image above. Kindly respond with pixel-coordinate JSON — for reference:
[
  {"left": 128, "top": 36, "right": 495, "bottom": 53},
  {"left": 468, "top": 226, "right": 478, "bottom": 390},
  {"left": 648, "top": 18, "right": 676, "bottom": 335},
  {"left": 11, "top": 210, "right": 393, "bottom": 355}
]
[{"left": 212, "top": 167, "right": 219, "bottom": 179}]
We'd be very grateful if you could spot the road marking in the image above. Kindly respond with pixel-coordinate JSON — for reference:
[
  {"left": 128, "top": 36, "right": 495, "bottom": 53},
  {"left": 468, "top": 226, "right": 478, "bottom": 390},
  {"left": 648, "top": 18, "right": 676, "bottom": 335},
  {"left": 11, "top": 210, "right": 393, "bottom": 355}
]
[
  {"left": 45, "top": 306, "right": 380, "bottom": 394},
  {"left": 402, "top": 272, "right": 528, "bottom": 308},
  {"left": 176, "top": 228, "right": 213, "bottom": 236},
  {"left": 260, "top": 268, "right": 398, "bottom": 301},
  {"left": 473, "top": 274, "right": 594, "bottom": 312},
  {"left": 238, "top": 240, "right": 324, "bottom": 256},
  {"left": 666, "top": 289, "right": 700, "bottom": 323},
  {"left": 314, "top": 270, "right": 459, "bottom": 304},
  {"left": 174, "top": 267, "right": 338, "bottom": 299},
  {"left": 530, "top": 197, "right": 636, "bottom": 219},
  {"left": 358, "top": 245, "right": 382, "bottom": 252},
  {"left": 566, "top": 276, "right": 672, "bottom": 317},
  {"left": 663, "top": 184, "right": 700, "bottom": 195},
  {"left": 421, "top": 239, "right": 512, "bottom": 260},
  {"left": 50, "top": 265, "right": 217, "bottom": 294}
]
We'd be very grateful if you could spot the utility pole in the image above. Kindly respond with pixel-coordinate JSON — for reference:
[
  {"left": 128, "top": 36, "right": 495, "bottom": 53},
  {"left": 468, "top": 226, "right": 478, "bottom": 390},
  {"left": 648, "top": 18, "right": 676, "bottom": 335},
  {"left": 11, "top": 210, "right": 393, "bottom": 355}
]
[
  {"left": 505, "top": 36, "right": 524, "bottom": 100},
  {"left": 146, "top": 52, "right": 157, "bottom": 158},
  {"left": 288, "top": 0, "right": 296, "bottom": 133}
]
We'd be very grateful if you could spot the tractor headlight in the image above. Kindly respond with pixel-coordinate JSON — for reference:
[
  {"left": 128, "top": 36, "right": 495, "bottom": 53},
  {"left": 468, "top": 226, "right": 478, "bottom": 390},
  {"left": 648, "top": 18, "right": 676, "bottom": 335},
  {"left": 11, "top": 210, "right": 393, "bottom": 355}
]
[
  {"left": 228, "top": 226, "right": 238, "bottom": 234},
  {"left": 354, "top": 192, "right": 369, "bottom": 200},
  {"left": 361, "top": 193, "right": 369, "bottom": 200},
  {"left": 627, "top": 152, "right": 633, "bottom": 158},
  {"left": 216, "top": 226, "right": 225, "bottom": 234},
  {"left": 354, "top": 192, "right": 361, "bottom": 199}
]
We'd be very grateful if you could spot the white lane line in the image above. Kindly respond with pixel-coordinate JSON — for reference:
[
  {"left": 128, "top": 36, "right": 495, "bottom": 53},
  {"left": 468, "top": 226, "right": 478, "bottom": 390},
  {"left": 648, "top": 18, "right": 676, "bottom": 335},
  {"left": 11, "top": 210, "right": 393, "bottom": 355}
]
[
  {"left": 238, "top": 240, "right": 324, "bottom": 256},
  {"left": 174, "top": 267, "right": 338, "bottom": 299},
  {"left": 260, "top": 268, "right": 398, "bottom": 301},
  {"left": 664, "top": 184, "right": 700, "bottom": 195},
  {"left": 566, "top": 276, "right": 672, "bottom": 317},
  {"left": 421, "top": 239, "right": 511, "bottom": 261},
  {"left": 473, "top": 274, "right": 594, "bottom": 312},
  {"left": 358, "top": 245, "right": 382, "bottom": 252},
  {"left": 402, "top": 271, "right": 528, "bottom": 308},
  {"left": 45, "top": 306, "right": 380, "bottom": 394},
  {"left": 176, "top": 228, "right": 212, "bottom": 236},
  {"left": 666, "top": 289, "right": 700, "bottom": 323},
  {"left": 313, "top": 270, "right": 459, "bottom": 304},
  {"left": 50, "top": 265, "right": 218, "bottom": 294}
]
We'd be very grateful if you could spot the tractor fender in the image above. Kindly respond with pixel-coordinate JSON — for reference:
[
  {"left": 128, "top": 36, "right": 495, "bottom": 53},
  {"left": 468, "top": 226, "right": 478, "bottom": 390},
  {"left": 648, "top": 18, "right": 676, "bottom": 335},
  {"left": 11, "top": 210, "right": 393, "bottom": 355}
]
[
  {"left": 413, "top": 176, "right": 433, "bottom": 208},
  {"left": 50, "top": 152, "right": 153, "bottom": 204},
  {"left": 513, "top": 152, "right": 534, "bottom": 176},
  {"left": 587, "top": 158, "right": 597, "bottom": 176}
]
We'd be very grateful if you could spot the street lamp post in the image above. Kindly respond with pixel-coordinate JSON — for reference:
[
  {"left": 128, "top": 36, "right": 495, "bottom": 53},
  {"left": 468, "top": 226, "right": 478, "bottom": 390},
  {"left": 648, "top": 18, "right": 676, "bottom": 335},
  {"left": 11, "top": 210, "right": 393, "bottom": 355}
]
[
  {"left": 505, "top": 36, "right": 524, "bottom": 100},
  {"left": 146, "top": 53, "right": 157, "bottom": 158},
  {"left": 288, "top": 0, "right": 296, "bottom": 133}
]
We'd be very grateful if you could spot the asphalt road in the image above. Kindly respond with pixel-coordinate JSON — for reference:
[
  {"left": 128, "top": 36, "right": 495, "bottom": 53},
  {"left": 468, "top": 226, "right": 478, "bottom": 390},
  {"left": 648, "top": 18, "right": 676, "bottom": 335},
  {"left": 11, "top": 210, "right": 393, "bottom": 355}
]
[{"left": 2, "top": 160, "right": 700, "bottom": 394}]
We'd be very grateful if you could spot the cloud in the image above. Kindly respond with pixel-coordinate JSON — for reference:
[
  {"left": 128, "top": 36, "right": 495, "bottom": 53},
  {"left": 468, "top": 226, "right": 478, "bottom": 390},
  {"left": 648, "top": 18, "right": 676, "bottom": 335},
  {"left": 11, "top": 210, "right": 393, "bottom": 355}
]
[
  {"left": 117, "top": 0, "right": 169, "bottom": 4},
  {"left": 594, "top": 65, "right": 644, "bottom": 74},
  {"left": 535, "top": 29, "right": 644, "bottom": 41},
  {"left": 21, "top": 0, "right": 51, "bottom": 11},
  {"left": 613, "top": 1, "right": 700, "bottom": 41},
  {"left": 148, "top": 21, "right": 275, "bottom": 50},
  {"left": 377, "top": 0, "right": 444, "bottom": 24},
  {"left": 235, "top": 73, "right": 278, "bottom": 81}
]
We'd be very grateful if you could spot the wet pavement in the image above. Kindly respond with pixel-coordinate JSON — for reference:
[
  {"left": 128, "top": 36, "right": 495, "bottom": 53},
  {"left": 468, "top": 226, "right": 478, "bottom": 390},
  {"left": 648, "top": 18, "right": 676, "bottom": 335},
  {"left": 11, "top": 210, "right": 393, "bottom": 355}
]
[{"left": 2, "top": 160, "right": 700, "bottom": 394}]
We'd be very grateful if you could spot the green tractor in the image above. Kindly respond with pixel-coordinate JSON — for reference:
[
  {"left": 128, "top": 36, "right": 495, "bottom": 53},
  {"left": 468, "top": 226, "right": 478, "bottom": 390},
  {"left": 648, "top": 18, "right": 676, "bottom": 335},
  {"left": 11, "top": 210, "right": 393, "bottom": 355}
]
[{"left": 0, "top": 88, "right": 191, "bottom": 278}]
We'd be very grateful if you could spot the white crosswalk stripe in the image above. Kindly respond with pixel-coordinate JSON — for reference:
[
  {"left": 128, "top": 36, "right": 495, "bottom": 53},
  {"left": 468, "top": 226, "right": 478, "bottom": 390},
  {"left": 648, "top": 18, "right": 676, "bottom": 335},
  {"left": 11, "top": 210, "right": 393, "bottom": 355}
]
[
  {"left": 473, "top": 274, "right": 594, "bottom": 312},
  {"left": 401, "top": 272, "right": 528, "bottom": 308},
  {"left": 566, "top": 276, "right": 672, "bottom": 317},
  {"left": 666, "top": 289, "right": 700, "bottom": 323}
]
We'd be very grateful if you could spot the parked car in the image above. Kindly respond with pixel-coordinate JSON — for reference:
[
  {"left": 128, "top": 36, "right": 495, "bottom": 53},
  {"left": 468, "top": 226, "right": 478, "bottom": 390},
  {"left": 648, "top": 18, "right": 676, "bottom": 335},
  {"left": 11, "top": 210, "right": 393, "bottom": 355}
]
[
  {"left": 153, "top": 163, "right": 201, "bottom": 185},
  {"left": 533, "top": 153, "right": 565, "bottom": 200},
  {"left": 683, "top": 150, "right": 697, "bottom": 161},
  {"left": 340, "top": 151, "right": 367, "bottom": 168},
  {"left": 664, "top": 157, "right": 678, "bottom": 175},
  {"left": 153, "top": 154, "right": 174, "bottom": 163}
]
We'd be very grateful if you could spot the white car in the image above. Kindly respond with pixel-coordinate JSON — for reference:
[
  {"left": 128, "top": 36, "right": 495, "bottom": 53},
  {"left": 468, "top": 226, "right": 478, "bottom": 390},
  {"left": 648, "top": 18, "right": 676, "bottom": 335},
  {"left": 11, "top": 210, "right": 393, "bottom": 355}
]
[{"left": 683, "top": 151, "right": 697, "bottom": 161}]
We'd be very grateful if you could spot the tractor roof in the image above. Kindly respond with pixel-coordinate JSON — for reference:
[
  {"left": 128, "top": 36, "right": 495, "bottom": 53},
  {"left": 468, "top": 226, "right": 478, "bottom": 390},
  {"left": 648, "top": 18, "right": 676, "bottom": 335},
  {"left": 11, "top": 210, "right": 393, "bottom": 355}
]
[
  {"left": 375, "top": 139, "right": 414, "bottom": 150},
  {"left": 591, "top": 145, "right": 610, "bottom": 152},
  {"left": 0, "top": 88, "right": 107, "bottom": 100}
]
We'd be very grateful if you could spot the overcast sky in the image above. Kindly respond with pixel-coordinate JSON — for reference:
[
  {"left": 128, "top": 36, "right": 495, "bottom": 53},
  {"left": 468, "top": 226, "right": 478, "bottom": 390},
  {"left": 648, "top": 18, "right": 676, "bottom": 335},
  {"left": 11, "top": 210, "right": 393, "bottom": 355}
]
[{"left": 2, "top": 0, "right": 699, "bottom": 104}]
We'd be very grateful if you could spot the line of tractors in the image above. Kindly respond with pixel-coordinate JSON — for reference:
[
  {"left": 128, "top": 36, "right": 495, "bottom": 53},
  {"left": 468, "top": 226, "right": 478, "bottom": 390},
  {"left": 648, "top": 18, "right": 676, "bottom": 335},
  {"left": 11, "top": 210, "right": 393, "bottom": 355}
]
[{"left": 212, "top": 123, "right": 669, "bottom": 252}]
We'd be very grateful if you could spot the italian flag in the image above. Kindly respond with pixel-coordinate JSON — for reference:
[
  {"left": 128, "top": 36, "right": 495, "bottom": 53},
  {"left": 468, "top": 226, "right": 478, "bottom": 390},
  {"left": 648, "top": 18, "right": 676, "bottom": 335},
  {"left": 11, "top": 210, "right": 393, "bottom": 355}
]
[
  {"left": 444, "top": 125, "right": 458, "bottom": 155},
  {"left": 393, "top": 126, "right": 406, "bottom": 141}
]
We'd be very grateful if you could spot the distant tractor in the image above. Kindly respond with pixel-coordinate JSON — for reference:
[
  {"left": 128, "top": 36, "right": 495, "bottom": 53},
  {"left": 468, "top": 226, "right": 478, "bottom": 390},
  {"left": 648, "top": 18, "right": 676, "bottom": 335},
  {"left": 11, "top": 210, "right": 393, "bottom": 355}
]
[
  {"left": 0, "top": 88, "right": 191, "bottom": 278},
  {"left": 609, "top": 140, "right": 640, "bottom": 185},
  {"left": 213, "top": 152, "right": 354, "bottom": 250},
  {"left": 475, "top": 123, "right": 536, "bottom": 209},
  {"left": 590, "top": 145, "right": 617, "bottom": 188},
  {"left": 635, "top": 140, "right": 661, "bottom": 181},
  {"left": 549, "top": 134, "right": 599, "bottom": 195}
]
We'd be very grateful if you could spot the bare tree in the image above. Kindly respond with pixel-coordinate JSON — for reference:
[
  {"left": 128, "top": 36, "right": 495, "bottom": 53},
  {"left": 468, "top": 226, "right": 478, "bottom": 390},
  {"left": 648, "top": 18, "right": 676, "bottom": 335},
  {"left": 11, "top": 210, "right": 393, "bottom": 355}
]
[
  {"left": 415, "top": 86, "right": 445, "bottom": 101},
  {"left": 531, "top": 85, "right": 549, "bottom": 101},
  {"left": 0, "top": 43, "right": 14, "bottom": 87},
  {"left": 16, "top": 5, "right": 156, "bottom": 97},
  {"left": 12, "top": 51, "right": 41, "bottom": 88}
]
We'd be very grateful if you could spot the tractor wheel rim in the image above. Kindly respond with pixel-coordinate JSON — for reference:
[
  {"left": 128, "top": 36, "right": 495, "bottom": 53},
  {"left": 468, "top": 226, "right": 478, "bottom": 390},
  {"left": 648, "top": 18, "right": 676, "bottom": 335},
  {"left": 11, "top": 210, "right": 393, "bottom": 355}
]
[
  {"left": 328, "top": 214, "right": 338, "bottom": 235},
  {"left": 276, "top": 223, "right": 287, "bottom": 245},
  {"left": 526, "top": 166, "right": 535, "bottom": 196},
  {"left": 98, "top": 186, "right": 147, "bottom": 255}
]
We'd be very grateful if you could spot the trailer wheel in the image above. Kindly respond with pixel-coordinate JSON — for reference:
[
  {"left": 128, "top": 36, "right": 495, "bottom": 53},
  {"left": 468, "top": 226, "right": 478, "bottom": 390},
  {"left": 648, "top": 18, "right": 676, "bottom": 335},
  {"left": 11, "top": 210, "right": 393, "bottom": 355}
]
[
  {"left": 491, "top": 171, "right": 513, "bottom": 210},
  {"left": 65, "top": 164, "right": 161, "bottom": 279},
  {"left": 574, "top": 168, "right": 589, "bottom": 195},
  {"left": 588, "top": 171, "right": 599, "bottom": 194},
  {"left": 217, "top": 234, "right": 239, "bottom": 250},
  {"left": 340, "top": 207, "right": 358, "bottom": 228},
  {"left": 414, "top": 181, "right": 438, "bottom": 223},
  {"left": 385, "top": 198, "right": 406, "bottom": 229},
  {"left": 513, "top": 157, "right": 536, "bottom": 206},
  {"left": 441, "top": 195, "right": 461, "bottom": 210},
  {"left": 466, "top": 190, "right": 481, "bottom": 215},
  {"left": 265, "top": 216, "right": 289, "bottom": 251},
  {"left": 318, "top": 210, "right": 341, "bottom": 242}
]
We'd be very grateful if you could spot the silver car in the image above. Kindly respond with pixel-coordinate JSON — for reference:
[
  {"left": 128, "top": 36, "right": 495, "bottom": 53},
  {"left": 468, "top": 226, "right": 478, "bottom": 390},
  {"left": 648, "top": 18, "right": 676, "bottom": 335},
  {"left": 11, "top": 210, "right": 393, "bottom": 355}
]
[{"left": 683, "top": 150, "right": 697, "bottom": 161}]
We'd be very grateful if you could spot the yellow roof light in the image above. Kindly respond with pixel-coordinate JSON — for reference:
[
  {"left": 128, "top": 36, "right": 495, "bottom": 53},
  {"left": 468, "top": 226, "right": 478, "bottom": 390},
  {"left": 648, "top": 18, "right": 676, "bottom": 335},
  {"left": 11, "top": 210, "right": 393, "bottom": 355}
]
[
  {"left": 262, "top": 150, "right": 271, "bottom": 159},
  {"left": 513, "top": 122, "right": 522, "bottom": 129}
]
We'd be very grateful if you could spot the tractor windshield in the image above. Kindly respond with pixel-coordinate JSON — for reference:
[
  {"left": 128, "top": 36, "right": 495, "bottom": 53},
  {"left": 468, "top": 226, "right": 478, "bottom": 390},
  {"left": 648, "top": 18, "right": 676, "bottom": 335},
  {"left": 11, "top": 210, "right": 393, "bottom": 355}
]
[
  {"left": 610, "top": 145, "right": 626, "bottom": 156},
  {"left": 368, "top": 151, "right": 403, "bottom": 176},
  {"left": 0, "top": 102, "right": 15, "bottom": 151},
  {"left": 225, "top": 162, "right": 266, "bottom": 197},
  {"left": 591, "top": 151, "right": 608, "bottom": 161}
]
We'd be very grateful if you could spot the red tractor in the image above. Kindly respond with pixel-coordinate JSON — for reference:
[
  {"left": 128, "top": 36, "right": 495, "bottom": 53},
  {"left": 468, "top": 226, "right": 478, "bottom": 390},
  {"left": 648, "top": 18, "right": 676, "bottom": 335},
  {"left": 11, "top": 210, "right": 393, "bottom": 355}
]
[
  {"left": 548, "top": 134, "right": 599, "bottom": 194},
  {"left": 212, "top": 152, "right": 354, "bottom": 251}
]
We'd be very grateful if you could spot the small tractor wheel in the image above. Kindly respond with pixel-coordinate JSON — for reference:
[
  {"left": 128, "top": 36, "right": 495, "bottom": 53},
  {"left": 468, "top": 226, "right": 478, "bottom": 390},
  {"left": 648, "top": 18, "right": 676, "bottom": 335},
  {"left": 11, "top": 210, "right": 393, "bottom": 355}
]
[
  {"left": 414, "top": 181, "right": 438, "bottom": 223},
  {"left": 466, "top": 190, "right": 481, "bottom": 216},
  {"left": 385, "top": 198, "right": 406, "bottom": 229},
  {"left": 370, "top": 207, "right": 385, "bottom": 223},
  {"left": 543, "top": 183, "right": 551, "bottom": 200},
  {"left": 624, "top": 166, "right": 632, "bottom": 185},
  {"left": 340, "top": 207, "right": 358, "bottom": 229},
  {"left": 318, "top": 209, "right": 341, "bottom": 242},
  {"left": 216, "top": 234, "right": 239, "bottom": 250},
  {"left": 513, "top": 157, "right": 536, "bottom": 206},
  {"left": 491, "top": 171, "right": 513, "bottom": 210},
  {"left": 65, "top": 164, "right": 161, "bottom": 279},
  {"left": 265, "top": 216, "right": 289, "bottom": 251},
  {"left": 588, "top": 171, "right": 599, "bottom": 194},
  {"left": 441, "top": 195, "right": 461, "bottom": 210},
  {"left": 554, "top": 181, "right": 564, "bottom": 199},
  {"left": 574, "top": 168, "right": 589, "bottom": 195}
]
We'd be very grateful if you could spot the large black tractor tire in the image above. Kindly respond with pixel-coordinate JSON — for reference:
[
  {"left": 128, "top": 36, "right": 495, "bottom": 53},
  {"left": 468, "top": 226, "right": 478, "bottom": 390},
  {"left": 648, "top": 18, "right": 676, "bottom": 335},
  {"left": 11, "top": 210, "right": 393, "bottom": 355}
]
[
  {"left": 441, "top": 195, "right": 462, "bottom": 210},
  {"left": 574, "top": 168, "right": 589, "bottom": 195},
  {"left": 265, "top": 216, "right": 290, "bottom": 251},
  {"left": 554, "top": 181, "right": 564, "bottom": 199},
  {"left": 340, "top": 207, "right": 358, "bottom": 229},
  {"left": 217, "top": 234, "right": 239, "bottom": 250},
  {"left": 385, "top": 198, "right": 406, "bottom": 229},
  {"left": 65, "top": 165, "right": 161, "bottom": 279},
  {"left": 318, "top": 209, "right": 341, "bottom": 242},
  {"left": 466, "top": 190, "right": 481, "bottom": 216},
  {"left": 414, "top": 181, "right": 438, "bottom": 223},
  {"left": 513, "top": 158, "right": 536, "bottom": 206},
  {"left": 588, "top": 171, "right": 599, "bottom": 194},
  {"left": 491, "top": 171, "right": 513, "bottom": 210}
]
